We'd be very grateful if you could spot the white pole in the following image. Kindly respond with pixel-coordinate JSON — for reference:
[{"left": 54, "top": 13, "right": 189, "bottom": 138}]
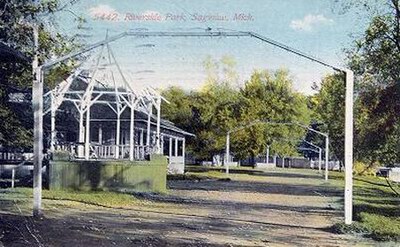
[
  {"left": 344, "top": 70, "right": 354, "bottom": 225},
  {"left": 129, "top": 98, "right": 135, "bottom": 161},
  {"left": 11, "top": 168, "right": 15, "bottom": 188},
  {"left": 318, "top": 147, "right": 322, "bottom": 173},
  {"left": 175, "top": 138, "right": 178, "bottom": 157},
  {"left": 273, "top": 155, "right": 277, "bottom": 166},
  {"left": 182, "top": 138, "right": 185, "bottom": 162},
  {"left": 78, "top": 111, "right": 84, "bottom": 157},
  {"left": 50, "top": 92, "right": 56, "bottom": 152},
  {"left": 146, "top": 103, "right": 152, "bottom": 147},
  {"left": 32, "top": 23, "right": 43, "bottom": 217},
  {"left": 169, "top": 137, "right": 172, "bottom": 158},
  {"left": 161, "top": 135, "right": 164, "bottom": 154},
  {"left": 266, "top": 145, "right": 270, "bottom": 164},
  {"left": 225, "top": 132, "right": 230, "bottom": 174},
  {"left": 98, "top": 125, "right": 103, "bottom": 144},
  {"left": 156, "top": 97, "right": 161, "bottom": 154},
  {"left": 325, "top": 136, "right": 329, "bottom": 181},
  {"left": 85, "top": 105, "right": 91, "bottom": 160},
  {"left": 282, "top": 157, "right": 285, "bottom": 168},
  {"left": 115, "top": 113, "right": 121, "bottom": 159}
]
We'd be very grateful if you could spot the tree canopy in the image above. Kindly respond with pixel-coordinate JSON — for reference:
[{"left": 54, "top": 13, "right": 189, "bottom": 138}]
[
  {"left": 311, "top": 0, "right": 400, "bottom": 167},
  {"left": 348, "top": 0, "right": 400, "bottom": 165},
  {"left": 162, "top": 56, "right": 311, "bottom": 161},
  {"left": 0, "top": 0, "right": 81, "bottom": 148}
]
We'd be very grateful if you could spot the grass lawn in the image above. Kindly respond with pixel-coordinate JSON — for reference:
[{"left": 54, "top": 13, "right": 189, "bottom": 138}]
[
  {"left": 0, "top": 187, "right": 148, "bottom": 209},
  {"left": 328, "top": 172, "right": 400, "bottom": 241}
]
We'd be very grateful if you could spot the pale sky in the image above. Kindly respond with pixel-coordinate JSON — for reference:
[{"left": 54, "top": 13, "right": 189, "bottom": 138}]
[{"left": 54, "top": 0, "right": 368, "bottom": 95}]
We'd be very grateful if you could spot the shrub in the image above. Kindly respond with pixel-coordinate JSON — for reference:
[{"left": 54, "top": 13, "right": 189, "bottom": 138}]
[{"left": 353, "top": 161, "right": 379, "bottom": 176}]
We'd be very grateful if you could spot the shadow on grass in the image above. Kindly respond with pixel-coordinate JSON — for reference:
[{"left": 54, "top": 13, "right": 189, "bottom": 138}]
[
  {"left": 252, "top": 171, "right": 323, "bottom": 180},
  {"left": 353, "top": 203, "right": 399, "bottom": 219},
  {"left": 186, "top": 166, "right": 265, "bottom": 175},
  {"left": 354, "top": 177, "right": 390, "bottom": 188},
  {"left": 168, "top": 179, "right": 342, "bottom": 197}
]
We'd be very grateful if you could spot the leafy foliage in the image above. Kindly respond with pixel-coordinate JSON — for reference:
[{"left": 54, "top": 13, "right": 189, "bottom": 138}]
[
  {"left": 234, "top": 69, "right": 310, "bottom": 160},
  {"left": 347, "top": 0, "right": 400, "bottom": 165},
  {"left": 162, "top": 57, "right": 311, "bottom": 161},
  {"left": 310, "top": 73, "right": 345, "bottom": 162},
  {"left": 312, "top": 0, "right": 400, "bottom": 166},
  {"left": 0, "top": 0, "right": 81, "bottom": 148}
]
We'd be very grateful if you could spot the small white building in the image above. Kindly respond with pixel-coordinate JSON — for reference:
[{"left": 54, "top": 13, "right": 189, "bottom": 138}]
[{"left": 378, "top": 167, "right": 400, "bottom": 183}]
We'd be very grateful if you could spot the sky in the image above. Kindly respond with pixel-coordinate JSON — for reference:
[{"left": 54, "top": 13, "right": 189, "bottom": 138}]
[{"left": 53, "top": 0, "right": 369, "bottom": 95}]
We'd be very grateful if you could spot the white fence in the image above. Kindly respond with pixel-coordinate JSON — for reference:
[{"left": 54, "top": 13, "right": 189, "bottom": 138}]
[{"left": 310, "top": 160, "right": 341, "bottom": 170}]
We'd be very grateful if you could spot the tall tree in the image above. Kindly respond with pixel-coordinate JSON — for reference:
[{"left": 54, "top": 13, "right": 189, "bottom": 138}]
[
  {"left": 0, "top": 0, "right": 81, "bottom": 148},
  {"left": 310, "top": 73, "right": 345, "bottom": 163},
  {"left": 161, "top": 56, "right": 241, "bottom": 160},
  {"left": 346, "top": 0, "right": 400, "bottom": 165},
  {"left": 161, "top": 58, "right": 311, "bottom": 162},
  {"left": 232, "top": 69, "right": 311, "bottom": 160}
]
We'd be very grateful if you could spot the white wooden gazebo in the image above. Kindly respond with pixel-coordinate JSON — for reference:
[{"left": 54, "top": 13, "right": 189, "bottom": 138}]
[{"left": 42, "top": 43, "right": 193, "bottom": 172}]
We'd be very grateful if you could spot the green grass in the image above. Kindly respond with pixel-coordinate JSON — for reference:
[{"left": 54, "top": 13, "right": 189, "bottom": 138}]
[
  {"left": 0, "top": 187, "right": 145, "bottom": 208},
  {"left": 329, "top": 172, "right": 400, "bottom": 242}
]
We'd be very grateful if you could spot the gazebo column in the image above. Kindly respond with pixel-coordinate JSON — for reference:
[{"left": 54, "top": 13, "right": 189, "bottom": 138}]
[
  {"left": 146, "top": 103, "right": 152, "bottom": 149},
  {"left": 182, "top": 138, "right": 185, "bottom": 161},
  {"left": 175, "top": 138, "right": 178, "bottom": 157},
  {"left": 156, "top": 97, "right": 161, "bottom": 154},
  {"left": 160, "top": 135, "right": 164, "bottom": 155},
  {"left": 115, "top": 113, "right": 121, "bottom": 159},
  {"left": 169, "top": 137, "right": 172, "bottom": 159},
  {"left": 84, "top": 105, "right": 91, "bottom": 160},
  {"left": 98, "top": 125, "right": 103, "bottom": 144},
  {"left": 50, "top": 93, "right": 56, "bottom": 152},
  {"left": 78, "top": 111, "right": 84, "bottom": 157},
  {"left": 129, "top": 98, "right": 135, "bottom": 161},
  {"left": 139, "top": 129, "right": 143, "bottom": 158}
]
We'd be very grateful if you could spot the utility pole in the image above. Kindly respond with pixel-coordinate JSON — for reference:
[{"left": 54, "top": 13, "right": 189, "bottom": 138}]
[
  {"left": 344, "top": 70, "right": 354, "bottom": 224},
  {"left": 32, "top": 22, "right": 43, "bottom": 217}
]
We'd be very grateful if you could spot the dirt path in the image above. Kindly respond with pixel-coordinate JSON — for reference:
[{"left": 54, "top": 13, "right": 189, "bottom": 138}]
[{"left": 0, "top": 168, "right": 379, "bottom": 246}]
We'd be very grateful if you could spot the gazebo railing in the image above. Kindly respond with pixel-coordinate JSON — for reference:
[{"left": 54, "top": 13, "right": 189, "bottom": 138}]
[
  {"left": 0, "top": 150, "right": 25, "bottom": 161},
  {"left": 54, "top": 143, "right": 155, "bottom": 161}
]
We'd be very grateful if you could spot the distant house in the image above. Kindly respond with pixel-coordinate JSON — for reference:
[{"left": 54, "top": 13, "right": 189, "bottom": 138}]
[{"left": 377, "top": 167, "right": 400, "bottom": 183}]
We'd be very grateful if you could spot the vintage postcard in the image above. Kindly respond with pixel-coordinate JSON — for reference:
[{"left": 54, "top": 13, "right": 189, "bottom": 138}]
[{"left": 0, "top": 0, "right": 399, "bottom": 246}]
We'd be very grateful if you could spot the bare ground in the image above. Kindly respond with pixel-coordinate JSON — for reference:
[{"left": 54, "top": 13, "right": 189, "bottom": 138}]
[{"left": 0, "top": 168, "right": 384, "bottom": 246}]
